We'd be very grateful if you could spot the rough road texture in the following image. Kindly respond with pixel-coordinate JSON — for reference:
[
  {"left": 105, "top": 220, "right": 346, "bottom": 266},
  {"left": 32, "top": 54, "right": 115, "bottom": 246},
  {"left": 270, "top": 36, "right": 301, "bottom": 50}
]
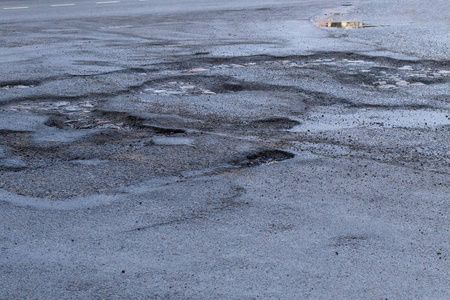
[{"left": 1, "top": 0, "right": 449, "bottom": 299}]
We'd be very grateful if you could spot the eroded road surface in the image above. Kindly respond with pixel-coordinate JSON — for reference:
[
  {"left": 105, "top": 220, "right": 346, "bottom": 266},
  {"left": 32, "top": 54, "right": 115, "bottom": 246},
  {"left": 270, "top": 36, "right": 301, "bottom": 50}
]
[{"left": 1, "top": 0, "right": 449, "bottom": 298}]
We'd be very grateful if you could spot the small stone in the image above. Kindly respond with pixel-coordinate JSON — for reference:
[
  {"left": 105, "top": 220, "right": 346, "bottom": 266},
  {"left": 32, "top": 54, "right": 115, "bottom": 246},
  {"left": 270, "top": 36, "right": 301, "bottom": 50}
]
[
  {"left": 153, "top": 89, "right": 167, "bottom": 94},
  {"left": 165, "top": 91, "right": 185, "bottom": 95},
  {"left": 55, "top": 101, "right": 70, "bottom": 107},
  {"left": 377, "top": 84, "right": 396, "bottom": 90},
  {"left": 65, "top": 106, "right": 82, "bottom": 112},
  {"left": 180, "top": 85, "right": 195, "bottom": 89},
  {"left": 409, "top": 82, "right": 425, "bottom": 86},
  {"left": 202, "top": 90, "right": 216, "bottom": 95},
  {"left": 374, "top": 81, "right": 387, "bottom": 85},
  {"left": 187, "top": 68, "right": 209, "bottom": 73},
  {"left": 80, "top": 102, "right": 94, "bottom": 108},
  {"left": 395, "top": 80, "right": 409, "bottom": 86},
  {"left": 79, "top": 125, "right": 93, "bottom": 129},
  {"left": 399, "top": 65, "right": 413, "bottom": 70}
]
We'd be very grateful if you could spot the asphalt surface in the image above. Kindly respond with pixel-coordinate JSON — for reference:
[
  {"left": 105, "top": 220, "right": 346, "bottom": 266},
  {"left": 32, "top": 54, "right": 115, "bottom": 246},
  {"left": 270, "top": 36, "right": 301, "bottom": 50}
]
[{"left": 1, "top": 0, "right": 449, "bottom": 298}]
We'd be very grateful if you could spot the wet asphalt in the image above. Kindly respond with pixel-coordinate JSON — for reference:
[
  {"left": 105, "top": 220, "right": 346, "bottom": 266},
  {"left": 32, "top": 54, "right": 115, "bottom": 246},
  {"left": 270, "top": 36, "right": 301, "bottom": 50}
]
[{"left": 1, "top": 0, "right": 449, "bottom": 299}]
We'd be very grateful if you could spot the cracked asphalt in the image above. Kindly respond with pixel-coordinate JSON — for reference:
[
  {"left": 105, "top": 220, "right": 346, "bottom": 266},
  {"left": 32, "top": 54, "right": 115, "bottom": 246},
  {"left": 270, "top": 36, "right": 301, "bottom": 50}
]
[{"left": 1, "top": 0, "right": 449, "bottom": 298}]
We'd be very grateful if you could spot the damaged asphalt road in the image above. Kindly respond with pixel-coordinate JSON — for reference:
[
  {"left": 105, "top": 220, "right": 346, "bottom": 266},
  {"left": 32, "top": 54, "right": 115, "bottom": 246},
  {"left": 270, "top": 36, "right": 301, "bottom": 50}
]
[{"left": 1, "top": 0, "right": 449, "bottom": 298}]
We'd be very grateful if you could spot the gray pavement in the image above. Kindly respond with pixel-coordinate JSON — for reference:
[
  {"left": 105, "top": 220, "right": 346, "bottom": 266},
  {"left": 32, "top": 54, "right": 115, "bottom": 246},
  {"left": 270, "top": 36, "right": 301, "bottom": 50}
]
[{"left": 1, "top": 0, "right": 449, "bottom": 298}]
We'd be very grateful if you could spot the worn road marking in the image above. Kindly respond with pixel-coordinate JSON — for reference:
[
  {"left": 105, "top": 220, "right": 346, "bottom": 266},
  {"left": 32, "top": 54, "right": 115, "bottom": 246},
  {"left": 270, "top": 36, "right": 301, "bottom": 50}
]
[
  {"left": 3, "top": 6, "right": 29, "bottom": 10},
  {"left": 2, "top": 0, "right": 147, "bottom": 12},
  {"left": 50, "top": 4, "right": 76, "bottom": 7}
]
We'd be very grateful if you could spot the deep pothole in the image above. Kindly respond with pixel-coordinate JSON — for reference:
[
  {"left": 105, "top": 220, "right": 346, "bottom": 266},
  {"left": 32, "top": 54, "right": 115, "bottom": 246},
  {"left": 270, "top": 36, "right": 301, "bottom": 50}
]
[
  {"left": 233, "top": 150, "right": 295, "bottom": 167},
  {"left": 139, "top": 76, "right": 268, "bottom": 97},
  {"left": 250, "top": 117, "right": 301, "bottom": 130}
]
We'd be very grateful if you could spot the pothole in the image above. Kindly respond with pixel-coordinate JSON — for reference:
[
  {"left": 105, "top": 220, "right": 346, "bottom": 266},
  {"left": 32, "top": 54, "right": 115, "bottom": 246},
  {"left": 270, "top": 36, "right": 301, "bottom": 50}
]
[
  {"left": 140, "top": 77, "right": 258, "bottom": 97},
  {"left": 218, "top": 83, "right": 246, "bottom": 92},
  {"left": 1, "top": 101, "right": 143, "bottom": 131},
  {"left": 251, "top": 117, "right": 301, "bottom": 130},
  {"left": 3, "top": 100, "right": 95, "bottom": 115},
  {"left": 142, "top": 80, "right": 216, "bottom": 96},
  {"left": 139, "top": 124, "right": 186, "bottom": 134},
  {"left": 233, "top": 150, "right": 295, "bottom": 167},
  {"left": 149, "top": 56, "right": 447, "bottom": 96},
  {"left": 276, "top": 57, "right": 449, "bottom": 89}
]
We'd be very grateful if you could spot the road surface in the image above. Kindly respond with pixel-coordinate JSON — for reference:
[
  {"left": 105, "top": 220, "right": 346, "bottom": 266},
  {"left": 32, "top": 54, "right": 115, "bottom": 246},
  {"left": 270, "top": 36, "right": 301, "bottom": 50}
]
[{"left": 1, "top": 0, "right": 449, "bottom": 298}]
